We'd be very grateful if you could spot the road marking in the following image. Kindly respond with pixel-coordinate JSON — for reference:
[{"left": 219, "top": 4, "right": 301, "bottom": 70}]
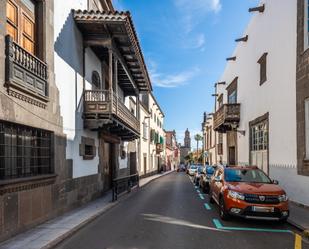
[
  {"left": 199, "top": 194, "right": 205, "bottom": 200},
  {"left": 295, "top": 234, "right": 302, "bottom": 249},
  {"left": 204, "top": 203, "right": 211, "bottom": 210},
  {"left": 212, "top": 219, "right": 292, "bottom": 233},
  {"left": 197, "top": 189, "right": 201, "bottom": 193}
]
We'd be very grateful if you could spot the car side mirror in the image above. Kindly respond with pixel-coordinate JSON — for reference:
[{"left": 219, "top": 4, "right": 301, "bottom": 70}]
[
  {"left": 272, "top": 180, "right": 279, "bottom": 185},
  {"left": 215, "top": 176, "right": 222, "bottom": 182}
]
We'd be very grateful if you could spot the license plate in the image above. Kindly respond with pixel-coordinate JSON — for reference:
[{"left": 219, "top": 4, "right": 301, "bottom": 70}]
[{"left": 252, "top": 206, "right": 274, "bottom": 213}]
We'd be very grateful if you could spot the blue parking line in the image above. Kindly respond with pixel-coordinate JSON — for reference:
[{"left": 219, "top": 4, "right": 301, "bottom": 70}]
[
  {"left": 212, "top": 219, "right": 292, "bottom": 233},
  {"left": 204, "top": 203, "right": 211, "bottom": 210}
]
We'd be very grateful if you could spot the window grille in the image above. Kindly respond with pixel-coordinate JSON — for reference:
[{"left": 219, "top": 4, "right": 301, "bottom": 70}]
[{"left": 0, "top": 121, "right": 53, "bottom": 180}]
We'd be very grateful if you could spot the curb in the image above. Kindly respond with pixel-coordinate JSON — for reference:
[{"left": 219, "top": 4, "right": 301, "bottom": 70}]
[
  {"left": 44, "top": 171, "right": 174, "bottom": 249},
  {"left": 287, "top": 218, "right": 306, "bottom": 232},
  {"left": 139, "top": 170, "right": 175, "bottom": 188}
]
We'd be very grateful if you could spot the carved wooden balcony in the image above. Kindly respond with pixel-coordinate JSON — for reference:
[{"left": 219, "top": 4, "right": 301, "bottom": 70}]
[
  {"left": 83, "top": 90, "right": 140, "bottom": 140},
  {"left": 5, "top": 36, "right": 48, "bottom": 108},
  {"left": 213, "top": 104, "right": 240, "bottom": 133}
]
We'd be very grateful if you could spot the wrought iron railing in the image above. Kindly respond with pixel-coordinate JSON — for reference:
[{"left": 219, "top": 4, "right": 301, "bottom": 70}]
[{"left": 112, "top": 173, "right": 139, "bottom": 201}]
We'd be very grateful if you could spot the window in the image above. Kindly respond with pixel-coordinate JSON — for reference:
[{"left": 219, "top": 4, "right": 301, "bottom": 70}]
[
  {"left": 305, "top": 99, "right": 309, "bottom": 158},
  {"left": 85, "top": 145, "right": 93, "bottom": 156},
  {"left": 218, "top": 133, "right": 223, "bottom": 155},
  {"left": 154, "top": 114, "right": 156, "bottom": 122},
  {"left": 6, "top": 0, "right": 36, "bottom": 55},
  {"left": 79, "top": 137, "right": 96, "bottom": 160},
  {"left": 227, "top": 77, "right": 238, "bottom": 103},
  {"left": 0, "top": 121, "right": 53, "bottom": 180},
  {"left": 258, "top": 53, "right": 268, "bottom": 85},
  {"left": 250, "top": 120, "right": 268, "bottom": 151},
  {"left": 92, "top": 71, "right": 101, "bottom": 89},
  {"left": 217, "top": 94, "right": 223, "bottom": 108},
  {"left": 143, "top": 122, "right": 148, "bottom": 139},
  {"left": 228, "top": 90, "right": 237, "bottom": 104}
]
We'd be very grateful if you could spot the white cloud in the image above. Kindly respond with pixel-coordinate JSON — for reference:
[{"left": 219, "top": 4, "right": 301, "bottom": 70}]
[
  {"left": 174, "top": 0, "right": 222, "bottom": 33},
  {"left": 149, "top": 61, "right": 200, "bottom": 88}
]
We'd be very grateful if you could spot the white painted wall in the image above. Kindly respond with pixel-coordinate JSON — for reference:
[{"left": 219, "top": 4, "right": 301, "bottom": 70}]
[
  {"left": 149, "top": 93, "right": 165, "bottom": 172},
  {"left": 215, "top": 0, "right": 307, "bottom": 203},
  {"left": 139, "top": 103, "right": 150, "bottom": 175},
  {"left": 54, "top": 0, "right": 100, "bottom": 178}
]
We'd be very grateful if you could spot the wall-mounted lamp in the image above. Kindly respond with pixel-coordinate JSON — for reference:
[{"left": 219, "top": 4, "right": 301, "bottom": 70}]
[{"left": 212, "top": 94, "right": 219, "bottom": 97}]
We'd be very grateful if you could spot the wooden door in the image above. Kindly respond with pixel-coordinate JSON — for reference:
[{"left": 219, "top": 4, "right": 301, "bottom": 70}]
[
  {"left": 228, "top": 146, "right": 236, "bottom": 166},
  {"left": 103, "top": 142, "right": 113, "bottom": 192},
  {"left": 130, "top": 152, "right": 137, "bottom": 175},
  {"left": 143, "top": 155, "right": 147, "bottom": 175}
]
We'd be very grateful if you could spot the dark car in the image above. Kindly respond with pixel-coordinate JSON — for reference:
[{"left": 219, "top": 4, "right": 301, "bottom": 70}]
[
  {"left": 193, "top": 166, "right": 205, "bottom": 186},
  {"left": 199, "top": 165, "right": 215, "bottom": 193}
]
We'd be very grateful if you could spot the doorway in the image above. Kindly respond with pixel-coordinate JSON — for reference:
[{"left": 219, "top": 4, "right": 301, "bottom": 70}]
[
  {"left": 102, "top": 142, "right": 114, "bottom": 192},
  {"left": 143, "top": 154, "right": 147, "bottom": 176},
  {"left": 228, "top": 146, "right": 236, "bottom": 166}
]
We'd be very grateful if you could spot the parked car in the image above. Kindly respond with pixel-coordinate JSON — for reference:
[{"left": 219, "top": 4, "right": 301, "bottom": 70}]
[
  {"left": 209, "top": 165, "right": 289, "bottom": 221},
  {"left": 193, "top": 166, "right": 205, "bottom": 186},
  {"left": 199, "top": 165, "right": 216, "bottom": 193},
  {"left": 177, "top": 164, "right": 186, "bottom": 172},
  {"left": 187, "top": 165, "right": 198, "bottom": 176}
]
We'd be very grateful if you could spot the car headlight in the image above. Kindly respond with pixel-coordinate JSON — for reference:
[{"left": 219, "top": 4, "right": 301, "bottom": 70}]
[
  {"left": 228, "top": 190, "right": 245, "bottom": 201},
  {"left": 278, "top": 194, "right": 288, "bottom": 202}
]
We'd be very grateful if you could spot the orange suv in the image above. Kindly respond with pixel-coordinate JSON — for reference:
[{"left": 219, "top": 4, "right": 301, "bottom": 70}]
[{"left": 209, "top": 166, "right": 289, "bottom": 221}]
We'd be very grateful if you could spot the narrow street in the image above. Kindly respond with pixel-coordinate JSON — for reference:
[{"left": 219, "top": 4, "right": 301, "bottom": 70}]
[{"left": 54, "top": 173, "right": 307, "bottom": 249}]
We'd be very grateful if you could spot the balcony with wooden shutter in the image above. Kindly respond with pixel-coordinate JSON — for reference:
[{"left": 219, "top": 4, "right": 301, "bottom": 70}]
[
  {"left": 213, "top": 104, "right": 241, "bottom": 133},
  {"left": 83, "top": 90, "right": 140, "bottom": 141},
  {"left": 5, "top": 35, "right": 48, "bottom": 108}
]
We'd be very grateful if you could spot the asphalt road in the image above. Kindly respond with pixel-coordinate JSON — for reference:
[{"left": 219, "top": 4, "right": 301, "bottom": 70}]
[{"left": 55, "top": 172, "right": 308, "bottom": 249}]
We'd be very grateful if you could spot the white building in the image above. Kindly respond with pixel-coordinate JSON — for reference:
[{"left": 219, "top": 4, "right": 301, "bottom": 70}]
[
  {"left": 54, "top": 0, "right": 151, "bottom": 190},
  {"left": 212, "top": 0, "right": 309, "bottom": 205},
  {"left": 138, "top": 92, "right": 165, "bottom": 177}
]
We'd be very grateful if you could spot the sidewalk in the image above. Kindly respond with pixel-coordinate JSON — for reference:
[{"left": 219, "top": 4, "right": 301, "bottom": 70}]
[
  {"left": 0, "top": 170, "right": 174, "bottom": 249},
  {"left": 288, "top": 202, "right": 309, "bottom": 232}
]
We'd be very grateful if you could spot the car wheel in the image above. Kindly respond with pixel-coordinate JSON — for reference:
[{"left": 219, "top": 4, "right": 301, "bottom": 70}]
[
  {"left": 209, "top": 190, "right": 215, "bottom": 204},
  {"left": 205, "top": 184, "right": 210, "bottom": 194},
  {"left": 219, "top": 197, "right": 230, "bottom": 221}
]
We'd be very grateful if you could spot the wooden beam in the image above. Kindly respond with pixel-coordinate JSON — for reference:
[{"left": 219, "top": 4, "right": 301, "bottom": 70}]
[
  {"left": 249, "top": 4, "right": 265, "bottom": 13},
  {"left": 235, "top": 35, "right": 248, "bottom": 42},
  {"left": 226, "top": 56, "right": 236, "bottom": 61}
]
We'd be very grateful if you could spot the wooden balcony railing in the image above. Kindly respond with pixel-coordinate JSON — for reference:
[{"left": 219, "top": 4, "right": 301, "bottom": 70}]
[
  {"left": 213, "top": 104, "right": 240, "bottom": 132},
  {"left": 5, "top": 35, "right": 48, "bottom": 101},
  {"left": 83, "top": 90, "right": 139, "bottom": 133}
]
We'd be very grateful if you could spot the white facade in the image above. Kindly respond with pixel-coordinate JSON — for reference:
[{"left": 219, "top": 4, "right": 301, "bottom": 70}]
[
  {"left": 149, "top": 93, "right": 165, "bottom": 172},
  {"left": 54, "top": 0, "right": 100, "bottom": 178},
  {"left": 54, "top": 0, "right": 139, "bottom": 179},
  {"left": 139, "top": 102, "right": 150, "bottom": 175},
  {"left": 213, "top": 0, "right": 309, "bottom": 205}
]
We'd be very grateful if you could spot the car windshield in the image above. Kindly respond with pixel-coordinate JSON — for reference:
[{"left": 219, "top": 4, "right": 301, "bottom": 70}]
[
  {"left": 190, "top": 166, "right": 197, "bottom": 169},
  {"left": 224, "top": 168, "right": 272, "bottom": 183},
  {"left": 206, "top": 166, "right": 215, "bottom": 175},
  {"left": 197, "top": 167, "right": 204, "bottom": 173}
]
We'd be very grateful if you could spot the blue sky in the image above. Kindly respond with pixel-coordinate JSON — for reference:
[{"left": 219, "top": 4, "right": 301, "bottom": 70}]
[{"left": 114, "top": 0, "right": 259, "bottom": 146}]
